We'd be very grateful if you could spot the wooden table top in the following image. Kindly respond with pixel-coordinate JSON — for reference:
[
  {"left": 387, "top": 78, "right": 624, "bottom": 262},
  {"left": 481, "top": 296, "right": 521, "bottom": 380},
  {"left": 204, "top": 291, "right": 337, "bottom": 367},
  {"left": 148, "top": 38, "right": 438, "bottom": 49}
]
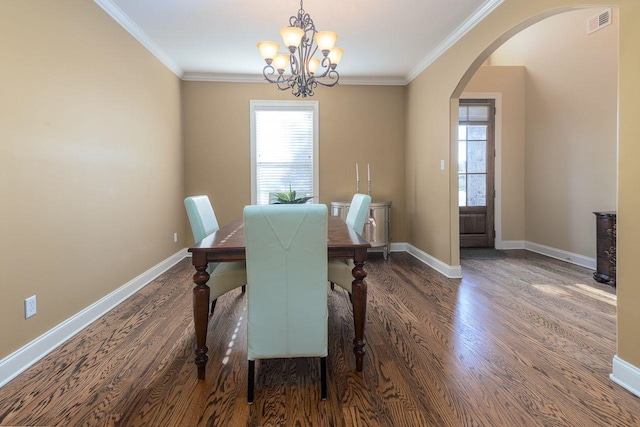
[{"left": 188, "top": 215, "right": 371, "bottom": 261}]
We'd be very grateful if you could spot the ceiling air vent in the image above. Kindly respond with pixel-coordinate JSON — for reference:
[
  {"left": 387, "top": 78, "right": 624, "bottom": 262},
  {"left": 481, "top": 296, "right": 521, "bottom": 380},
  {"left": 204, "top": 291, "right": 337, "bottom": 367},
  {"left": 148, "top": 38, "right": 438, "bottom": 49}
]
[{"left": 587, "top": 8, "right": 612, "bottom": 34}]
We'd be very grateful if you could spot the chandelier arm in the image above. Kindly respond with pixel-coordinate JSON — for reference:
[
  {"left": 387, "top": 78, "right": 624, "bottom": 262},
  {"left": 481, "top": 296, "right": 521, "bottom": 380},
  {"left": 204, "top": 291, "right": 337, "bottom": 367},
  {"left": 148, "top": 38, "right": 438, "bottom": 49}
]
[
  {"left": 290, "top": 49, "right": 301, "bottom": 78},
  {"left": 314, "top": 69, "right": 340, "bottom": 88},
  {"left": 262, "top": 65, "right": 282, "bottom": 84},
  {"left": 277, "top": 79, "right": 294, "bottom": 92},
  {"left": 311, "top": 56, "right": 334, "bottom": 79}
]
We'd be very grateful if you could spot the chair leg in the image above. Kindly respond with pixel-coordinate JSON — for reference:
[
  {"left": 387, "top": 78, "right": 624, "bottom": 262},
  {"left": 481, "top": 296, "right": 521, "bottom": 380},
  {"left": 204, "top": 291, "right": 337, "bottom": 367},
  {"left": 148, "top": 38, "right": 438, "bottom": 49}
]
[
  {"left": 320, "top": 356, "right": 327, "bottom": 400},
  {"left": 248, "top": 360, "right": 255, "bottom": 404},
  {"left": 210, "top": 299, "right": 217, "bottom": 316},
  {"left": 242, "top": 285, "right": 246, "bottom": 293}
]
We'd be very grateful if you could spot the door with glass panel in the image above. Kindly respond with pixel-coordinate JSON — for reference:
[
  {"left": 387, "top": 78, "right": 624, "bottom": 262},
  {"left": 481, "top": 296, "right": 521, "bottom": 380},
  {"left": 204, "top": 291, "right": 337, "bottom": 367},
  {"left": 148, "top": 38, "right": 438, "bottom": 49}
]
[{"left": 458, "top": 99, "right": 495, "bottom": 248}]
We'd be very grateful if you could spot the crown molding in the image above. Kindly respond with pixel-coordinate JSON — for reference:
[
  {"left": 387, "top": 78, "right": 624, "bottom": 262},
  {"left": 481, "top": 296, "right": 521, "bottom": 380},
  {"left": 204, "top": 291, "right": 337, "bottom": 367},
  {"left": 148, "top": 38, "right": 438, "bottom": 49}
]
[
  {"left": 339, "top": 75, "right": 407, "bottom": 86},
  {"left": 93, "top": 0, "right": 183, "bottom": 78},
  {"left": 181, "top": 72, "right": 264, "bottom": 83},
  {"left": 182, "top": 71, "right": 407, "bottom": 86},
  {"left": 406, "top": 0, "right": 504, "bottom": 82}
]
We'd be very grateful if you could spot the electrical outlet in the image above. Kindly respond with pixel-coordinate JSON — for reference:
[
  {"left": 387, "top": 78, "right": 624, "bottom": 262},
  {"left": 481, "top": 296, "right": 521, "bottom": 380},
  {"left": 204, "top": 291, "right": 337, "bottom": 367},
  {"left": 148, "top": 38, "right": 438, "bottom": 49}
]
[
  {"left": 25, "top": 295, "right": 37, "bottom": 318},
  {"left": 174, "top": 232, "right": 178, "bottom": 243}
]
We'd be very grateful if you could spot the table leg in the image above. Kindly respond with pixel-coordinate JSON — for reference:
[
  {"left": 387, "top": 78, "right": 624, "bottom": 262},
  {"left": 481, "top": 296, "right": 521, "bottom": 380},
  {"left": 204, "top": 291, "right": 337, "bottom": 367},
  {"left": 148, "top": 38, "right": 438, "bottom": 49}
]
[
  {"left": 192, "top": 253, "right": 210, "bottom": 380},
  {"left": 351, "top": 249, "right": 368, "bottom": 371}
]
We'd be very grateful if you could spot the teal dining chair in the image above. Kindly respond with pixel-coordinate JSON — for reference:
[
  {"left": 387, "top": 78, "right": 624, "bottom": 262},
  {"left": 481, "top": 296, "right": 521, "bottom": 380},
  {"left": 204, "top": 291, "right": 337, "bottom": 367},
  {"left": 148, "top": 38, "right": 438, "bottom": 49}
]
[
  {"left": 184, "top": 195, "right": 247, "bottom": 315},
  {"left": 243, "top": 204, "right": 328, "bottom": 403},
  {"left": 328, "top": 193, "right": 372, "bottom": 293}
]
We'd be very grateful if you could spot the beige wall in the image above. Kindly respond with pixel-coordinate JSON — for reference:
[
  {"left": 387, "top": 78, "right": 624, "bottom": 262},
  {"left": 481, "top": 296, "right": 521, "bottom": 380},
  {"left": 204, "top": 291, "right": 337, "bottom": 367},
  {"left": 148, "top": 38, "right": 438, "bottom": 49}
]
[
  {"left": 407, "top": 0, "right": 640, "bottom": 368},
  {"left": 0, "top": 1, "right": 184, "bottom": 358},
  {"left": 616, "top": 3, "right": 640, "bottom": 369},
  {"left": 489, "top": 9, "right": 618, "bottom": 258},
  {"left": 463, "top": 66, "right": 526, "bottom": 242},
  {"left": 181, "top": 82, "right": 407, "bottom": 244}
]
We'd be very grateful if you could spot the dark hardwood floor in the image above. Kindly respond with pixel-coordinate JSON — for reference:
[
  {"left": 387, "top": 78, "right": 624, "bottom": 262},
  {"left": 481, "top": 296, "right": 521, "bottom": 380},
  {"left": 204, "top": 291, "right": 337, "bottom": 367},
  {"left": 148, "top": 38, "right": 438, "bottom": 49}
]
[{"left": 1, "top": 250, "right": 638, "bottom": 426}]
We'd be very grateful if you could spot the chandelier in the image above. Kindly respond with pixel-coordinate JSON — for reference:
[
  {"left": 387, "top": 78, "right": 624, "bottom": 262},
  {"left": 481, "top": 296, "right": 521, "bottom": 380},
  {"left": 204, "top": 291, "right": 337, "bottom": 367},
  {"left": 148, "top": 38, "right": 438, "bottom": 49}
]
[{"left": 257, "top": 0, "right": 343, "bottom": 98}]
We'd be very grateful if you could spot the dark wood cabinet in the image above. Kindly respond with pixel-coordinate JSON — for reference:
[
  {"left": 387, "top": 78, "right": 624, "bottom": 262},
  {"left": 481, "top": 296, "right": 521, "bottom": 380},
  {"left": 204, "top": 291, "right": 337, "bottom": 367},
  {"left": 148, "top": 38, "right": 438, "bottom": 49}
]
[{"left": 593, "top": 211, "right": 616, "bottom": 286}]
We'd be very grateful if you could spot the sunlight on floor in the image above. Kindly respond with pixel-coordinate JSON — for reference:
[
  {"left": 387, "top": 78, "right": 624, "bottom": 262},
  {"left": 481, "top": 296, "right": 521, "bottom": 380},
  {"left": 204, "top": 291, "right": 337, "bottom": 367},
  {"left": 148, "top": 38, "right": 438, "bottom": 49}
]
[
  {"left": 531, "top": 282, "right": 616, "bottom": 306},
  {"left": 222, "top": 310, "right": 245, "bottom": 365},
  {"left": 570, "top": 283, "right": 616, "bottom": 305},
  {"left": 532, "top": 284, "right": 571, "bottom": 296}
]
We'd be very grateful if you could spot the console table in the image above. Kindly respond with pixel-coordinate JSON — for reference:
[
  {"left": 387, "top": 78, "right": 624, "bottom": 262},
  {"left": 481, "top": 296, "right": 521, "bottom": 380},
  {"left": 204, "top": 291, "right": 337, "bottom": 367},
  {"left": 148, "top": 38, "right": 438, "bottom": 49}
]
[{"left": 331, "top": 200, "right": 391, "bottom": 259}]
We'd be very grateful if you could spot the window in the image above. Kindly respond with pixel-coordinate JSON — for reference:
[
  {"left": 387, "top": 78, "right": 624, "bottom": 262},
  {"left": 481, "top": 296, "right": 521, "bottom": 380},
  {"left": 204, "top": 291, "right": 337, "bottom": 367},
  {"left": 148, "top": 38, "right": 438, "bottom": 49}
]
[
  {"left": 250, "top": 100, "right": 319, "bottom": 205},
  {"left": 458, "top": 103, "right": 492, "bottom": 207}
]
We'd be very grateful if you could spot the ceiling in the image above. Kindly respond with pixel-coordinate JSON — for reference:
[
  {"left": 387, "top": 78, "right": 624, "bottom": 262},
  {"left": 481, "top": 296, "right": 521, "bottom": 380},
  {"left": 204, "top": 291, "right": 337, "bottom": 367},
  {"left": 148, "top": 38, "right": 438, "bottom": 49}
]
[{"left": 96, "top": 0, "right": 503, "bottom": 85}]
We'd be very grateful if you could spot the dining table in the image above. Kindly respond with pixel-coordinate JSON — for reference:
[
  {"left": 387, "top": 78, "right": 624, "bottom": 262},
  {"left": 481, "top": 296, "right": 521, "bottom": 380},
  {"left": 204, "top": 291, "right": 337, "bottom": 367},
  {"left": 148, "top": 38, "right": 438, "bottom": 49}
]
[{"left": 188, "top": 214, "right": 371, "bottom": 380}]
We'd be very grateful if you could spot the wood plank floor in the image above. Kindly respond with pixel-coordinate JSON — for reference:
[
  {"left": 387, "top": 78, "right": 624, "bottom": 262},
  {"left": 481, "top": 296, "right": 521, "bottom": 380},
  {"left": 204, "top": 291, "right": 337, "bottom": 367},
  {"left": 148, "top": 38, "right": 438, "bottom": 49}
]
[{"left": 1, "top": 250, "right": 638, "bottom": 426}]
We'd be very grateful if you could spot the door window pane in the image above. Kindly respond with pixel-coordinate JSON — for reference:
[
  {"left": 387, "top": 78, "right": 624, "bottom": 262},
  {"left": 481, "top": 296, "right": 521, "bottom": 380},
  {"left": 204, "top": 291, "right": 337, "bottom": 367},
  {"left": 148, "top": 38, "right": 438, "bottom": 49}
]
[
  {"left": 458, "top": 136, "right": 466, "bottom": 173},
  {"left": 459, "top": 174, "right": 467, "bottom": 207},
  {"left": 467, "top": 140, "right": 486, "bottom": 173},
  {"left": 467, "top": 126, "right": 487, "bottom": 140},
  {"left": 459, "top": 103, "right": 491, "bottom": 208},
  {"left": 467, "top": 174, "right": 486, "bottom": 206},
  {"left": 468, "top": 106, "right": 490, "bottom": 121}
]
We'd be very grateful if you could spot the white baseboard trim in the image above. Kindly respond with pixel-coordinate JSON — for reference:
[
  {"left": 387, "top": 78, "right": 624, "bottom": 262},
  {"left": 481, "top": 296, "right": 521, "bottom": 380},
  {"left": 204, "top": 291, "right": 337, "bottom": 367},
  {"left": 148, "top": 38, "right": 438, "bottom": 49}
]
[
  {"left": 496, "top": 240, "right": 525, "bottom": 250},
  {"left": 496, "top": 240, "right": 596, "bottom": 270},
  {"left": 389, "top": 242, "right": 406, "bottom": 253},
  {"left": 0, "top": 248, "right": 189, "bottom": 388},
  {"left": 395, "top": 239, "right": 593, "bottom": 277},
  {"left": 524, "top": 241, "right": 596, "bottom": 270},
  {"left": 401, "top": 243, "right": 462, "bottom": 278},
  {"left": 611, "top": 355, "right": 640, "bottom": 398}
]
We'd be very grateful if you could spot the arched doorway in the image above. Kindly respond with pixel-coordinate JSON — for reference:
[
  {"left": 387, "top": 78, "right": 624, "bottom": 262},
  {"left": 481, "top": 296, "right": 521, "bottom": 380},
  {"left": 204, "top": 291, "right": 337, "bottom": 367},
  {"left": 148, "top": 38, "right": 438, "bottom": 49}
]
[{"left": 450, "top": 7, "right": 618, "bottom": 269}]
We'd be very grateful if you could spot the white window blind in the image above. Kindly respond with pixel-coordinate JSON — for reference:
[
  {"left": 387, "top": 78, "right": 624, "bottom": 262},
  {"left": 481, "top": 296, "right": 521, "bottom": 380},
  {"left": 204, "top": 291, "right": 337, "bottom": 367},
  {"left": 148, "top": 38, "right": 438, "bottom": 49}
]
[{"left": 250, "top": 101, "right": 318, "bottom": 205}]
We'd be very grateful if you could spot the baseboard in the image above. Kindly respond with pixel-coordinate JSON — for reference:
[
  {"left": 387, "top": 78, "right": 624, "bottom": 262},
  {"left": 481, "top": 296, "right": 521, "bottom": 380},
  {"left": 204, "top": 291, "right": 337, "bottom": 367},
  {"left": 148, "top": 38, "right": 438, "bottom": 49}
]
[
  {"left": 496, "top": 240, "right": 525, "bottom": 250},
  {"left": 611, "top": 355, "right": 640, "bottom": 398},
  {"left": 389, "top": 242, "right": 405, "bottom": 253},
  {"left": 397, "top": 239, "right": 593, "bottom": 276},
  {"left": 524, "top": 241, "right": 596, "bottom": 270},
  {"left": 0, "top": 248, "right": 189, "bottom": 388},
  {"left": 401, "top": 243, "right": 462, "bottom": 278}
]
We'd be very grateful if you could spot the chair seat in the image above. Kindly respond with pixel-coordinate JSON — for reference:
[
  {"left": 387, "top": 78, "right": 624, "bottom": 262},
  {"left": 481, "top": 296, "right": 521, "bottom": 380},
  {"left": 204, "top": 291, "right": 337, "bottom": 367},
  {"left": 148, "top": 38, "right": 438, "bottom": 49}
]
[
  {"left": 328, "top": 259, "right": 355, "bottom": 293},
  {"left": 208, "top": 262, "right": 247, "bottom": 301}
]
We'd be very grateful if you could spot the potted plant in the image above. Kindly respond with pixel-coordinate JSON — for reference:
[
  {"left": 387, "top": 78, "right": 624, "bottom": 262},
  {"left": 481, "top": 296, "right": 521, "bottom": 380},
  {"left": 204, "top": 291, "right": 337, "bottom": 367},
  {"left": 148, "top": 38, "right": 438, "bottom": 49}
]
[{"left": 271, "top": 186, "right": 314, "bottom": 204}]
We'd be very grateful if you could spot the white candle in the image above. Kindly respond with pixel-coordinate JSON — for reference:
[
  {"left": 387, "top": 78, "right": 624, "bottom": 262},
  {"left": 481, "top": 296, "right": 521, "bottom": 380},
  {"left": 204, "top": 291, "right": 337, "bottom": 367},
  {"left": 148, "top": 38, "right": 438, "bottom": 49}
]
[
  {"left": 356, "top": 163, "right": 359, "bottom": 181},
  {"left": 368, "top": 163, "right": 370, "bottom": 182}
]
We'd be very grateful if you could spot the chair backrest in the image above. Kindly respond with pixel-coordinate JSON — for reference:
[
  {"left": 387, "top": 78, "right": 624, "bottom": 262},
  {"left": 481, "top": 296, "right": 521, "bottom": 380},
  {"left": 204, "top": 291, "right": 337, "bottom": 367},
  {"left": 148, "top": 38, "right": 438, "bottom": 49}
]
[
  {"left": 184, "top": 195, "right": 220, "bottom": 242},
  {"left": 345, "top": 193, "right": 372, "bottom": 234},
  {"left": 244, "top": 204, "right": 328, "bottom": 360}
]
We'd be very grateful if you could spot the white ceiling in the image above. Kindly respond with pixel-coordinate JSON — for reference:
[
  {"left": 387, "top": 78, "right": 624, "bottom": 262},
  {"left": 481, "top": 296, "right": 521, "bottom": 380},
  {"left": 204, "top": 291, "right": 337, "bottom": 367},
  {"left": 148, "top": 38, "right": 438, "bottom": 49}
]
[{"left": 96, "top": 0, "right": 503, "bottom": 85}]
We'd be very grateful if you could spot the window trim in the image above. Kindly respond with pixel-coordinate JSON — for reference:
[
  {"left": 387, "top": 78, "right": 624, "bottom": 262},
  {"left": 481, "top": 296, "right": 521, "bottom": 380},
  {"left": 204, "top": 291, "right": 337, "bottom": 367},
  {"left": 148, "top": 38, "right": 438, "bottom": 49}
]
[{"left": 249, "top": 100, "right": 319, "bottom": 205}]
